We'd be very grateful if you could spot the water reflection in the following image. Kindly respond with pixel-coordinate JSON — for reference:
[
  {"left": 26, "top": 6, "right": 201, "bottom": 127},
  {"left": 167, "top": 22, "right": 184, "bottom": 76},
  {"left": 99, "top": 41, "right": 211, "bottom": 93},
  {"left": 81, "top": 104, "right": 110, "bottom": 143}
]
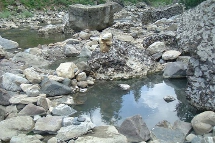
[{"left": 74, "top": 74, "right": 198, "bottom": 129}]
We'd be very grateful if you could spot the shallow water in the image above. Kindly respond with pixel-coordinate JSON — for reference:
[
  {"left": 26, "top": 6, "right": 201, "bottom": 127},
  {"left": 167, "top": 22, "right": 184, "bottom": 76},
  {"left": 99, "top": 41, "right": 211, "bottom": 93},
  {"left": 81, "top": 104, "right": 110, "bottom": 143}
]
[
  {"left": 73, "top": 74, "right": 198, "bottom": 129},
  {"left": 0, "top": 28, "right": 71, "bottom": 49}
]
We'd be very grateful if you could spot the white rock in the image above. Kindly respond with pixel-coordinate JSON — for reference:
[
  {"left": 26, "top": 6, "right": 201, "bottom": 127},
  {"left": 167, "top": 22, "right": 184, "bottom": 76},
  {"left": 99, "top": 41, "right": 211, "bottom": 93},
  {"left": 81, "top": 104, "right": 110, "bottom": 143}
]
[
  {"left": 24, "top": 67, "right": 42, "bottom": 84},
  {"left": 56, "top": 62, "right": 77, "bottom": 79},
  {"left": 76, "top": 72, "right": 87, "bottom": 81},
  {"left": 147, "top": 41, "right": 166, "bottom": 55},
  {"left": 162, "top": 50, "right": 181, "bottom": 60},
  {"left": 119, "top": 84, "right": 130, "bottom": 90}
]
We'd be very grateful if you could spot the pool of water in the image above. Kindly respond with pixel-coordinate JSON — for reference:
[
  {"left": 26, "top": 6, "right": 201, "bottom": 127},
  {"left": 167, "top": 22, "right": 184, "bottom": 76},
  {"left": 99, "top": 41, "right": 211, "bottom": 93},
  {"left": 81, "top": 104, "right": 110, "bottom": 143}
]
[
  {"left": 0, "top": 27, "right": 72, "bottom": 49},
  {"left": 73, "top": 74, "right": 198, "bottom": 129}
]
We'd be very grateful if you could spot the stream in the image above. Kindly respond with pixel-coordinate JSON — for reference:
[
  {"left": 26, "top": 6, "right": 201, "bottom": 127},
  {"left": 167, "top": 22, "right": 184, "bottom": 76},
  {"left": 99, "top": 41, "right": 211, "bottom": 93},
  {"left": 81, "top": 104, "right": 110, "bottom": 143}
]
[{"left": 0, "top": 28, "right": 198, "bottom": 129}]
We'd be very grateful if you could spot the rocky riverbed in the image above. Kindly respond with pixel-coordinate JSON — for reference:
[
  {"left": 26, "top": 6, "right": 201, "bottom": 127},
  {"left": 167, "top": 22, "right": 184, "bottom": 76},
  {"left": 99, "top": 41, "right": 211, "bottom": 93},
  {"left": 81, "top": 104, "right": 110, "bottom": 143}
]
[{"left": 0, "top": 0, "right": 215, "bottom": 142}]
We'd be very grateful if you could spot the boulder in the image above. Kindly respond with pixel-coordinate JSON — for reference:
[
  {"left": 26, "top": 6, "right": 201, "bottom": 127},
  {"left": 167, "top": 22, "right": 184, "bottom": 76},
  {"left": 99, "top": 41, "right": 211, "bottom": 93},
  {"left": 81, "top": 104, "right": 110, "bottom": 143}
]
[
  {"left": 146, "top": 41, "right": 166, "bottom": 55},
  {"left": 0, "top": 116, "right": 34, "bottom": 141},
  {"left": 191, "top": 111, "right": 215, "bottom": 135},
  {"left": 10, "top": 134, "right": 43, "bottom": 143},
  {"left": 23, "top": 67, "right": 42, "bottom": 84},
  {"left": 12, "top": 52, "right": 50, "bottom": 68},
  {"left": 56, "top": 62, "right": 77, "bottom": 79},
  {"left": 20, "top": 84, "right": 40, "bottom": 97},
  {"left": 173, "top": 120, "right": 192, "bottom": 136},
  {"left": 51, "top": 104, "right": 77, "bottom": 116},
  {"left": 63, "top": 44, "right": 80, "bottom": 57},
  {"left": 56, "top": 116, "right": 95, "bottom": 141},
  {"left": 0, "top": 36, "right": 19, "bottom": 50},
  {"left": 9, "top": 94, "right": 45, "bottom": 105},
  {"left": 75, "top": 125, "right": 127, "bottom": 143},
  {"left": 119, "top": 115, "right": 150, "bottom": 142},
  {"left": 163, "top": 62, "right": 187, "bottom": 78},
  {"left": 150, "top": 126, "right": 185, "bottom": 143},
  {"left": 18, "top": 103, "right": 46, "bottom": 116},
  {"left": 162, "top": 50, "right": 181, "bottom": 60},
  {"left": 65, "top": 2, "right": 122, "bottom": 31},
  {"left": 34, "top": 116, "right": 63, "bottom": 134},
  {"left": 99, "top": 33, "right": 113, "bottom": 53},
  {"left": 177, "top": 0, "right": 215, "bottom": 110},
  {"left": 41, "top": 79, "right": 72, "bottom": 96},
  {"left": 79, "top": 46, "right": 92, "bottom": 57},
  {"left": 2, "top": 73, "right": 29, "bottom": 91}
]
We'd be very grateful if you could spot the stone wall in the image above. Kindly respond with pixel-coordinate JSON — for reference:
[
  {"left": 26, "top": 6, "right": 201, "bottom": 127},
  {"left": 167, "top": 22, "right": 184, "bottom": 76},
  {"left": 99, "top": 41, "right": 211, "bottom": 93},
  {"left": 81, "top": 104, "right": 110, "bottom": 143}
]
[
  {"left": 177, "top": 0, "right": 215, "bottom": 110},
  {"left": 65, "top": 2, "right": 122, "bottom": 31}
]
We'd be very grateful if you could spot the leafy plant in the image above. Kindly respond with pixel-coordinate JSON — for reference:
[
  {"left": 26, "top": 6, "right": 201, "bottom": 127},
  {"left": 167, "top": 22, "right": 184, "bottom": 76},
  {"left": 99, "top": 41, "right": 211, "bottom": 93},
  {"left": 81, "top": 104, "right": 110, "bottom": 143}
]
[
  {"left": 21, "top": 10, "right": 33, "bottom": 18},
  {"left": 0, "top": 10, "right": 11, "bottom": 18}
]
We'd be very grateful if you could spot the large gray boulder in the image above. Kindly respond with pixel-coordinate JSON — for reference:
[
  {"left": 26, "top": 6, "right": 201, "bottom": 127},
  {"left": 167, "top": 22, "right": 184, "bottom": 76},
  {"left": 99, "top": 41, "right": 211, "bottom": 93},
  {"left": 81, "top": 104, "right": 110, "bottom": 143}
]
[
  {"left": 0, "top": 36, "right": 19, "bottom": 49},
  {"left": 75, "top": 125, "right": 127, "bottom": 143},
  {"left": 191, "top": 111, "right": 215, "bottom": 135},
  {"left": 0, "top": 116, "right": 34, "bottom": 141},
  {"left": 41, "top": 79, "right": 72, "bottom": 96},
  {"left": 65, "top": 2, "right": 122, "bottom": 31},
  {"left": 2, "top": 73, "right": 29, "bottom": 91},
  {"left": 163, "top": 62, "right": 187, "bottom": 78},
  {"left": 119, "top": 115, "right": 150, "bottom": 142},
  {"left": 51, "top": 104, "right": 77, "bottom": 116},
  {"left": 177, "top": 0, "right": 215, "bottom": 110},
  {"left": 34, "top": 116, "right": 63, "bottom": 134},
  {"left": 18, "top": 103, "right": 46, "bottom": 116}
]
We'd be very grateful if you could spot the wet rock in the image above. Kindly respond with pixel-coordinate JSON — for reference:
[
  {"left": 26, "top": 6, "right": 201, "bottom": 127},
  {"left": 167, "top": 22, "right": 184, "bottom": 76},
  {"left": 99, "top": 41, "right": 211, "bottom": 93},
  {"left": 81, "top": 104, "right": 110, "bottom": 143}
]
[
  {"left": 99, "top": 33, "right": 113, "bottom": 53},
  {"left": 173, "top": 120, "right": 192, "bottom": 136},
  {"left": 163, "top": 95, "right": 176, "bottom": 102},
  {"left": 118, "top": 84, "right": 130, "bottom": 90},
  {"left": 12, "top": 52, "right": 50, "bottom": 68},
  {"left": 191, "top": 111, "right": 215, "bottom": 135},
  {"left": 56, "top": 116, "right": 95, "bottom": 141},
  {"left": 10, "top": 134, "right": 43, "bottom": 143},
  {"left": 65, "top": 3, "right": 122, "bottom": 31},
  {"left": 18, "top": 103, "right": 46, "bottom": 116},
  {"left": 23, "top": 67, "right": 42, "bottom": 84},
  {"left": 51, "top": 104, "right": 77, "bottom": 116},
  {"left": 34, "top": 116, "right": 63, "bottom": 134},
  {"left": 38, "top": 24, "right": 64, "bottom": 35},
  {"left": 76, "top": 125, "right": 127, "bottom": 143},
  {"left": 162, "top": 50, "right": 181, "bottom": 60},
  {"left": 20, "top": 84, "right": 40, "bottom": 97},
  {"left": 119, "top": 115, "right": 150, "bottom": 142},
  {"left": 177, "top": 0, "right": 215, "bottom": 110},
  {"left": 0, "top": 36, "right": 19, "bottom": 50},
  {"left": 156, "top": 120, "right": 172, "bottom": 129},
  {"left": 150, "top": 126, "right": 185, "bottom": 143},
  {"left": 63, "top": 44, "right": 80, "bottom": 57},
  {"left": 56, "top": 62, "right": 77, "bottom": 79},
  {"left": 163, "top": 62, "right": 187, "bottom": 78},
  {"left": 0, "top": 116, "right": 34, "bottom": 141},
  {"left": 41, "top": 79, "right": 72, "bottom": 96},
  {"left": 76, "top": 72, "right": 87, "bottom": 81},
  {"left": 2, "top": 72, "right": 29, "bottom": 91}
]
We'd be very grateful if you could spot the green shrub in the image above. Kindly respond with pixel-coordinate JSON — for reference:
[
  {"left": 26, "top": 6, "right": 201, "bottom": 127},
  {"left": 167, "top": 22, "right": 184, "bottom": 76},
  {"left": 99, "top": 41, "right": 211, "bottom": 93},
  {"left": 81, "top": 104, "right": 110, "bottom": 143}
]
[
  {"left": 180, "top": 0, "right": 206, "bottom": 8},
  {"left": 21, "top": 10, "right": 33, "bottom": 18},
  {"left": 0, "top": 10, "right": 11, "bottom": 18}
]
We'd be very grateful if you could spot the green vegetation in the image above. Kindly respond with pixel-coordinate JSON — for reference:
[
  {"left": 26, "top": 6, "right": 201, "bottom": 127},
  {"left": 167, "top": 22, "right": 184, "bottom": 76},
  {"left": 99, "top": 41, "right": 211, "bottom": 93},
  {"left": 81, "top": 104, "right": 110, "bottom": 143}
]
[
  {"left": 0, "top": 10, "right": 11, "bottom": 18},
  {"left": 0, "top": 0, "right": 207, "bottom": 11}
]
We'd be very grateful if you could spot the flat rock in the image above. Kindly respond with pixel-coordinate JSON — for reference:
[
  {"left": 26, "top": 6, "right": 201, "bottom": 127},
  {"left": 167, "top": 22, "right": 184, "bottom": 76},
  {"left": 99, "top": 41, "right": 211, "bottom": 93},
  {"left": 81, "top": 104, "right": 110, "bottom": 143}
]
[
  {"left": 0, "top": 36, "right": 19, "bottom": 49},
  {"left": 56, "top": 116, "right": 95, "bottom": 141},
  {"left": 151, "top": 126, "right": 185, "bottom": 143},
  {"left": 12, "top": 52, "right": 50, "bottom": 68},
  {"left": 18, "top": 103, "right": 46, "bottom": 116},
  {"left": 119, "top": 115, "right": 150, "bottom": 142},
  {"left": 20, "top": 84, "right": 40, "bottom": 97},
  {"left": 10, "top": 134, "right": 43, "bottom": 143},
  {"left": 0, "top": 116, "right": 34, "bottom": 141},
  {"left": 162, "top": 50, "right": 181, "bottom": 60},
  {"left": 23, "top": 67, "right": 42, "bottom": 84},
  {"left": 34, "top": 116, "right": 63, "bottom": 134},
  {"left": 173, "top": 120, "right": 192, "bottom": 136},
  {"left": 51, "top": 104, "right": 77, "bottom": 116},
  {"left": 75, "top": 125, "right": 127, "bottom": 143},
  {"left": 2, "top": 72, "right": 29, "bottom": 91},
  {"left": 9, "top": 94, "right": 45, "bottom": 105},
  {"left": 163, "top": 62, "right": 187, "bottom": 78},
  {"left": 41, "top": 79, "right": 72, "bottom": 96}
]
